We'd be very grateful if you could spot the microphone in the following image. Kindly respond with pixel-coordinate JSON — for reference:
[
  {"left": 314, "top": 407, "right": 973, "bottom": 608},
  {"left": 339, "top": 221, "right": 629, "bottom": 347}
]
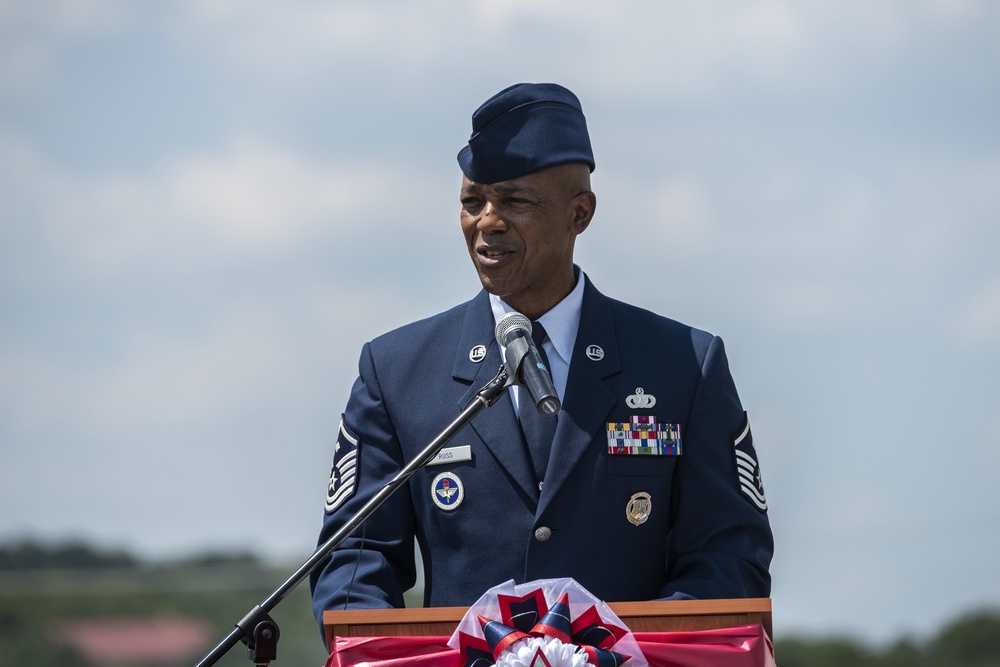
[{"left": 494, "top": 312, "right": 561, "bottom": 416}]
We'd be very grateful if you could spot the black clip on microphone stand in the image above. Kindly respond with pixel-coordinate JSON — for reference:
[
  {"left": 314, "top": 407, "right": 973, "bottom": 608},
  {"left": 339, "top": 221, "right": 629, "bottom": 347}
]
[{"left": 193, "top": 365, "right": 512, "bottom": 667}]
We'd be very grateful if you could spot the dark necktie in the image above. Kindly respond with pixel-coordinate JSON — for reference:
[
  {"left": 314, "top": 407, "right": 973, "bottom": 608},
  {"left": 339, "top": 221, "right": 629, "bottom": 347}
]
[{"left": 519, "top": 322, "right": 558, "bottom": 483}]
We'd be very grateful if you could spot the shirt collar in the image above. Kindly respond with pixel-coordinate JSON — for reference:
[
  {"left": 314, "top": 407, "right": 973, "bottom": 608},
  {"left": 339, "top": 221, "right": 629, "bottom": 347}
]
[{"left": 488, "top": 267, "right": 585, "bottom": 367}]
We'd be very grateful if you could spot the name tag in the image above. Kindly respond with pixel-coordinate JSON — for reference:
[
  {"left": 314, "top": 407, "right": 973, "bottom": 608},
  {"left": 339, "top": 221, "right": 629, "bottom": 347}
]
[{"left": 427, "top": 445, "right": 473, "bottom": 466}]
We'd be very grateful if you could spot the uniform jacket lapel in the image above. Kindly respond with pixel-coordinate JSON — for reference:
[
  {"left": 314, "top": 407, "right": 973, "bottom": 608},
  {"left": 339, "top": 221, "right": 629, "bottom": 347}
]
[
  {"left": 538, "top": 279, "right": 622, "bottom": 514},
  {"left": 453, "top": 291, "right": 539, "bottom": 504}
]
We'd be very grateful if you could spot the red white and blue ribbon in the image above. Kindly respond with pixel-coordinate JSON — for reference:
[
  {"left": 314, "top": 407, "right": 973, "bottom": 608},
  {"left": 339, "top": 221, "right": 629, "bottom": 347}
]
[{"left": 449, "top": 579, "right": 646, "bottom": 667}]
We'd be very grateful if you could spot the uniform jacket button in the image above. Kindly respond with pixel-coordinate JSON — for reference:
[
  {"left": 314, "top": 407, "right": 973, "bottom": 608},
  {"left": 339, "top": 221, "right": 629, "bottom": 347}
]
[{"left": 534, "top": 526, "right": 552, "bottom": 542}]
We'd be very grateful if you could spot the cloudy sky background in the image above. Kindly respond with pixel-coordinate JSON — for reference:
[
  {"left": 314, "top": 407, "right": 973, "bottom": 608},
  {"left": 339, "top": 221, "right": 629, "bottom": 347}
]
[{"left": 2, "top": 0, "right": 998, "bottom": 645}]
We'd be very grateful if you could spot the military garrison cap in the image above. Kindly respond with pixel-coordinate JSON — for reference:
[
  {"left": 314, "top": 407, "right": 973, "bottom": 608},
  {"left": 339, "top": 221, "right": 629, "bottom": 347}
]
[{"left": 457, "top": 83, "right": 595, "bottom": 184}]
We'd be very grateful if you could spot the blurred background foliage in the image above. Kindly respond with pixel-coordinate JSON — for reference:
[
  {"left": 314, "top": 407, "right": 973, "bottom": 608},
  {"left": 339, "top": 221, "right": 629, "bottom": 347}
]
[
  {"left": 0, "top": 539, "right": 327, "bottom": 667},
  {"left": 1, "top": 538, "right": 998, "bottom": 666}
]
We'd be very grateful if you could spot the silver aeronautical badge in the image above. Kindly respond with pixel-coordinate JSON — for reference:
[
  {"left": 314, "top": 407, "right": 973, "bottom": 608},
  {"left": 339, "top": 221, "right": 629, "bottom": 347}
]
[
  {"left": 431, "top": 471, "right": 465, "bottom": 511},
  {"left": 626, "top": 387, "right": 656, "bottom": 409},
  {"left": 626, "top": 492, "right": 652, "bottom": 526},
  {"left": 469, "top": 345, "right": 487, "bottom": 363},
  {"left": 586, "top": 344, "right": 605, "bottom": 361}
]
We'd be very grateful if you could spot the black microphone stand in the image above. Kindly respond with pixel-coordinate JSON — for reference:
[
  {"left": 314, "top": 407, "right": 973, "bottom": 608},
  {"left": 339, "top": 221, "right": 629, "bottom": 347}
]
[{"left": 193, "top": 365, "right": 512, "bottom": 667}]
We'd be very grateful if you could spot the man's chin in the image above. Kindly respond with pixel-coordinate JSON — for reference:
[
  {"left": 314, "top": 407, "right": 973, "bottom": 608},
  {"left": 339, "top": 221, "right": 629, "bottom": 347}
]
[{"left": 473, "top": 269, "right": 510, "bottom": 297}]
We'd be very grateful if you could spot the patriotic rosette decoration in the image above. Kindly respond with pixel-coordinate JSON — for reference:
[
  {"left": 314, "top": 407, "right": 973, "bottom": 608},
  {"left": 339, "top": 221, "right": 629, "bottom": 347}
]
[{"left": 448, "top": 579, "right": 647, "bottom": 667}]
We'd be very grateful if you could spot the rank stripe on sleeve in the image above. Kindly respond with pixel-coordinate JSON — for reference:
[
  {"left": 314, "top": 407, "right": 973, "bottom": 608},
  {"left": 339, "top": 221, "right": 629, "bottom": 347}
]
[
  {"left": 733, "top": 414, "right": 767, "bottom": 512},
  {"left": 325, "top": 419, "right": 360, "bottom": 514}
]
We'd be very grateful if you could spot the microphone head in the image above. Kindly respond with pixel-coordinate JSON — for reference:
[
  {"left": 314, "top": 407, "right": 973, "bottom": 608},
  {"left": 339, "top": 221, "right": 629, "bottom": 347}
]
[{"left": 495, "top": 311, "right": 531, "bottom": 346}]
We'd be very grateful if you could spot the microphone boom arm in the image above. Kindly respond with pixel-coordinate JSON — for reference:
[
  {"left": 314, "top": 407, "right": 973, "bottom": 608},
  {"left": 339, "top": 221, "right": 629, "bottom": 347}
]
[{"left": 193, "top": 365, "right": 510, "bottom": 667}]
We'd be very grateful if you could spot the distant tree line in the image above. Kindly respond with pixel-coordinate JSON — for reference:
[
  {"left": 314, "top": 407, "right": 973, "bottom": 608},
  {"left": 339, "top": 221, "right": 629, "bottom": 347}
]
[
  {"left": 2, "top": 539, "right": 999, "bottom": 666},
  {"left": 0, "top": 538, "right": 258, "bottom": 570},
  {"left": 0, "top": 539, "right": 138, "bottom": 570},
  {"left": 0, "top": 539, "right": 318, "bottom": 667},
  {"left": 772, "top": 609, "right": 1000, "bottom": 667}
]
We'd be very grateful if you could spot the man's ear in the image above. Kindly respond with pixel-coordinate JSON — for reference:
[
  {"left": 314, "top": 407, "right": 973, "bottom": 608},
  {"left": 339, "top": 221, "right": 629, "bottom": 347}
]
[{"left": 570, "top": 191, "right": 597, "bottom": 235}]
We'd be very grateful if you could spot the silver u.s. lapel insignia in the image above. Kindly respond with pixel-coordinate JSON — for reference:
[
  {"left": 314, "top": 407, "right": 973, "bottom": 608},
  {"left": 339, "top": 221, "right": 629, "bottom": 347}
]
[
  {"left": 469, "top": 345, "right": 486, "bottom": 363},
  {"left": 431, "top": 471, "right": 464, "bottom": 511},
  {"left": 626, "top": 387, "right": 656, "bottom": 409},
  {"left": 626, "top": 492, "right": 652, "bottom": 526}
]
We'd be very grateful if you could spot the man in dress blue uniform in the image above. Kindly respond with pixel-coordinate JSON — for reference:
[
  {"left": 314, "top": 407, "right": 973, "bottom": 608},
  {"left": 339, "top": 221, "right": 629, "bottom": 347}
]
[{"left": 310, "top": 83, "right": 773, "bottom": 626}]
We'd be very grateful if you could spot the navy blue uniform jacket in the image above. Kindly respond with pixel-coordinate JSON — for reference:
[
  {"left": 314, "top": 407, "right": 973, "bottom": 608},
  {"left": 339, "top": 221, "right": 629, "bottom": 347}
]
[{"left": 311, "top": 277, "right": 772, "bottom": 622}]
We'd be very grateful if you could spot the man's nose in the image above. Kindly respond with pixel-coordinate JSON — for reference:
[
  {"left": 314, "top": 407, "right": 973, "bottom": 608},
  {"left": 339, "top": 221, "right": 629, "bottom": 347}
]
[{"left": 478, "top": 202, "right": 507, "bottom": 232}]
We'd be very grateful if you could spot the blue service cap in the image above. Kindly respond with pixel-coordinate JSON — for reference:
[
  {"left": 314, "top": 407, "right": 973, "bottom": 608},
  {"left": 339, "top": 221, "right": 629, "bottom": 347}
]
[{"left": 457, "top": 83, "right": 595, "bottom": 184}]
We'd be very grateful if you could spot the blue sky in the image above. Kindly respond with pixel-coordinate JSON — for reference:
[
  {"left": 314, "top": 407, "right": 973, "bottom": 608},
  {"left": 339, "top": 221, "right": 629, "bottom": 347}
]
[{"left": 2, "top": 0, "right": 998, "bottom": 645}]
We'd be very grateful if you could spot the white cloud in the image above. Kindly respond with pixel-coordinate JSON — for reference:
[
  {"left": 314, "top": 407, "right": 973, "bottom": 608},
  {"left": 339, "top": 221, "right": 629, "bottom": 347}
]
[
  {"left": 654, "top": 175, "right": 720, "bottom": 242},
  {"left": 920, "top": 0, "right": 994, "bottom": 24},
  {"left": 161, "top": 1, "right": 987, "bottom": 96},
  {"left": 0, "top": 0, "right": 128, "bottom": 34},
  {"left": 173, "top": 1, "right": 455, "bottom": 83},
  {"left": 0, "top": 286, "right": 416, "bottom": 435},
  {"left": 963, "top": 160, "right": 1000, "bottom": 215},
  {"left": 4, "top": 0, "right": 994, "bottom": 103},
  {"left": 0, "top": 0, "right": 129, "bottom": 97},
  {"left": 0, "top": 302, "right": 289, "bottom": 433},
  {"left": 0, "top": 42, "right": 48, "bottom": 97},
  {"left": 0, "top": 282, "right": 426, "bottom": 561},
  {"left": 0, "top": 136, "right": 448, "bottom": 277},
  {"left": 619, "top": 174, "right": 724, "bottom": 253},
  {"left": 737, "top": 184, "right": 872, "bottom": 261},
  {"left": 595, "top": 170, "right": 872, "bottom": 259},
  {"left": 165, "top": 141, "right": 386, "bottom": 249},
  {"left": 766, "top": 282, "right": 840, "bottom": 329},
  {"left": 952, "top": 274, "right": 1000, "bottom": 344}
]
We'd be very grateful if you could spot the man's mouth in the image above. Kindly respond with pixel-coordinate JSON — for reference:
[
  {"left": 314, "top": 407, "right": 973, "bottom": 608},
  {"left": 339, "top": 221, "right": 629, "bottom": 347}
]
[{"left": 477, "top": 246, "right": 514, "bottom": 263}]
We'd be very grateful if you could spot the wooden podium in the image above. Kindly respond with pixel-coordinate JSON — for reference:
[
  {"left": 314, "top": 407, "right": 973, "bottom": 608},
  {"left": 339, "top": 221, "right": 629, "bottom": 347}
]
[{"left": 323, "top": 597, "right": 771, "bottom": 647}]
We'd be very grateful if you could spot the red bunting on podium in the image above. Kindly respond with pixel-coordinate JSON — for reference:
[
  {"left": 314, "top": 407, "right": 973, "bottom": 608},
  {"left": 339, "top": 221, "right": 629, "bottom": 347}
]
[{"left": 325, "top": 624, "right": 775, "bottom": 667}]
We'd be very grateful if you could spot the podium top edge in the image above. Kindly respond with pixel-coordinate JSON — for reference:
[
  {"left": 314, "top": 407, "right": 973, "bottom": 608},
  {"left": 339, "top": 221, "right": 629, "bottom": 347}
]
[{"left": 323, "top": 597, "right": 772, "bottom": 625}]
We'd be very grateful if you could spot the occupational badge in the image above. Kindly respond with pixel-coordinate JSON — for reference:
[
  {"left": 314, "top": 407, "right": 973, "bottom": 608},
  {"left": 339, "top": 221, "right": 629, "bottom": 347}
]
[
  {"left": 733, "top": 413, "right": 767, "bottom": 512},
  {"left": 431, "top": 471, "right": 465, "bottom": 511},
  {"left": 625, "top": 492, "right": 652, "bottom": 526},
  {"left": 325, "top": 419, "right": 359, "bottom": 514},
  {"left": 625, "top": 387, "right": 656, "bottom": 409}
]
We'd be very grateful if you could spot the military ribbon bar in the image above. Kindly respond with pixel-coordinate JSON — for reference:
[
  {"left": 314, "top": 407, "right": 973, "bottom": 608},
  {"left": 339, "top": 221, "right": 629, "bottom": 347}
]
[{"left": 606, "top": 416, "right": 682, "bottom": 456}]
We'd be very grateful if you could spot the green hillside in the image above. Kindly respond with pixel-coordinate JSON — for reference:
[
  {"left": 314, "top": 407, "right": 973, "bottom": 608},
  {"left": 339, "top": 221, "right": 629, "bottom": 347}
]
[
  {"left": 0, "top": 541, "right": 328, "bottom": 667},
  {"left": 2, "top": 539, "right": 999, "bottom": 666}
]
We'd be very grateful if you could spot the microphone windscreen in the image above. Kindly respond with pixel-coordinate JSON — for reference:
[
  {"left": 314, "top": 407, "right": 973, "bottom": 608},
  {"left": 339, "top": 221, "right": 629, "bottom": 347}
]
[{"left": 495, "top": 312, "right": 531, "bottom": 346}]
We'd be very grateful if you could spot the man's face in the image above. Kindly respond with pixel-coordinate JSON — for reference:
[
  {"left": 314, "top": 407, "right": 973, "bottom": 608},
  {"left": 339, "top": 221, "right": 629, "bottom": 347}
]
[{"left": 460, "top": 164, "right": 594, "bottom": 319}]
